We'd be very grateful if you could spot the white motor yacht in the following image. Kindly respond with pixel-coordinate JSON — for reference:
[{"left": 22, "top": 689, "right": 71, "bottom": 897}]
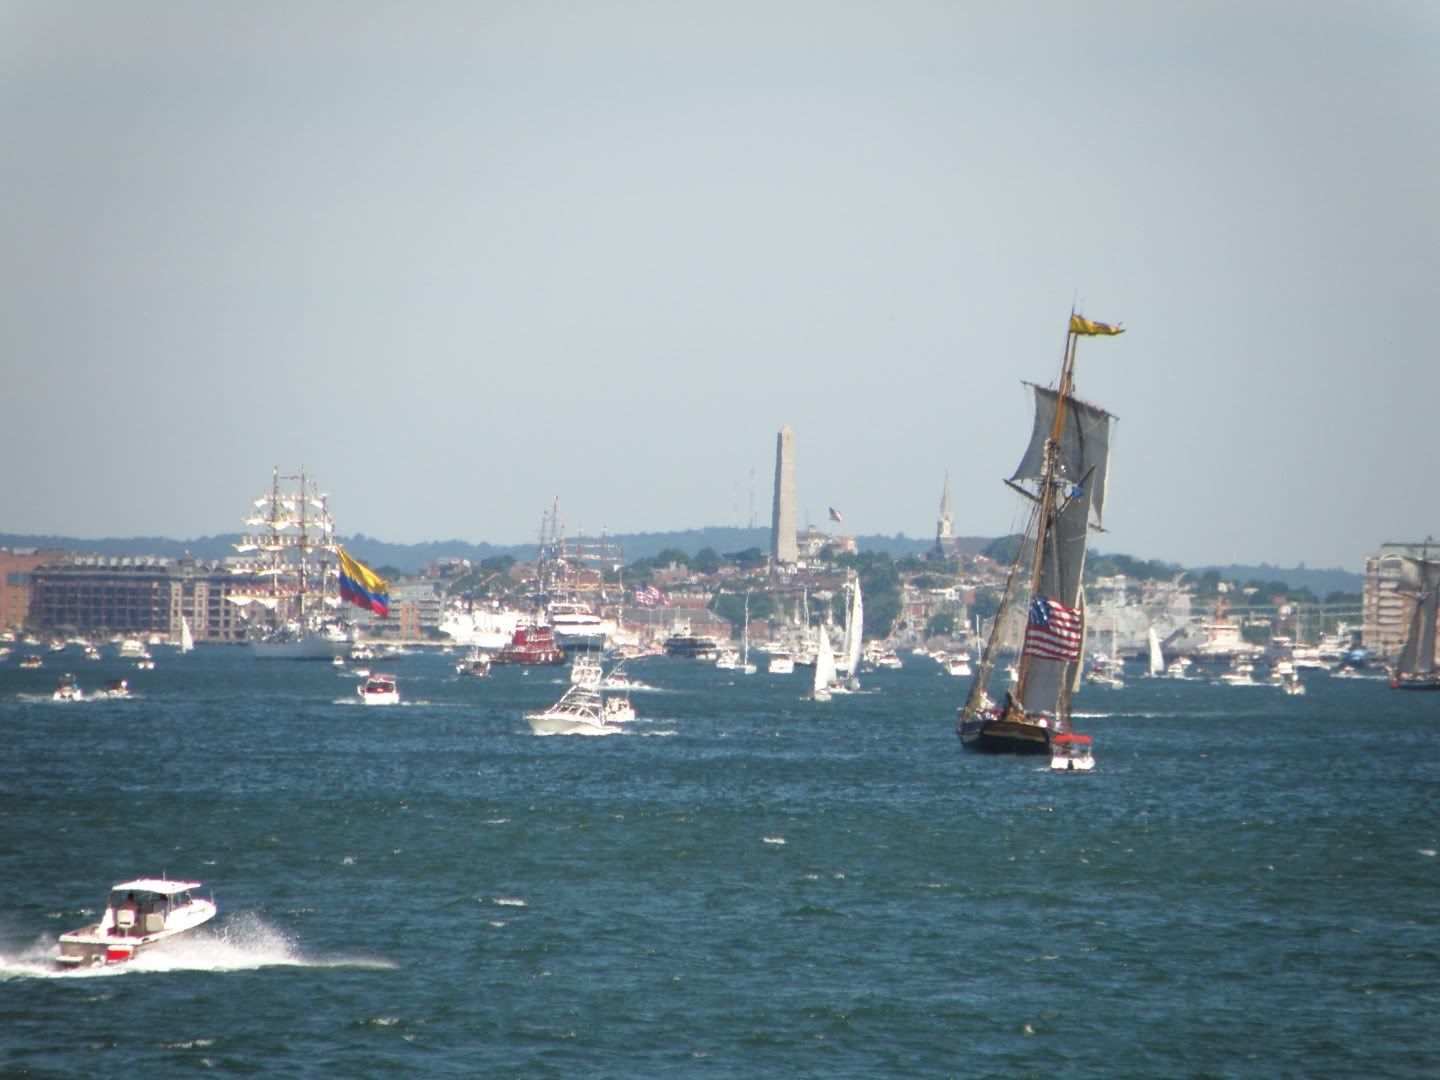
[
  {"left": 56, "top": 878, "right": 217, "bottom": 967},
  {"left": 358, "top": 673, "right": 400, "bottom": 706},
  {"left": 94, "top": 678, "right": 132, "bottom": 700},
  {"left": 767, "top": 648, "right": 795, "bottom": 675},
  {"left": 526, "top": 683, "right": 628, "bottom": 736}
]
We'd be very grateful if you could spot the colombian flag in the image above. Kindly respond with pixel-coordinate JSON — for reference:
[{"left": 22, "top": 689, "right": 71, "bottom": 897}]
[
  {"left": 337, "top": 547, "right": 390, "bottom": 617},
  {"left": 1069, "top": 314, "right": 1125, "bottom": 336}
]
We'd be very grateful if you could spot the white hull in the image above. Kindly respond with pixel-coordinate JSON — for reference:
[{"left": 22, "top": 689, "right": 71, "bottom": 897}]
[
  {"left": 252, "top": 633, "right": 349, "bottom": 660},
  {"left": 57, "top": 893, "right": 216, "bottom": 967},
  {"left": 526, "top": 713, "right": 624, "bottom": 736}
]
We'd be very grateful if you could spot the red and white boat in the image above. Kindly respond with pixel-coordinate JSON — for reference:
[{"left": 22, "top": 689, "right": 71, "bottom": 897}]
[
  {"left": 56, "top": 878, "right": 217, "bottom": 967},
  {"left": 493, "top": 625, "right": 565, "bottom": 666},
  {"left": 359, "top": 673, "right": 400, "bottom": 705}
]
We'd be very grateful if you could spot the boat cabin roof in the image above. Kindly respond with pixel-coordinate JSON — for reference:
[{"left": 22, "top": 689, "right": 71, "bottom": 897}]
[
  {"left": 111, "top": 878, "right": 202, "bottom": 895},
  {"left": 1052, "top": 733, "right": 1092, "bottom": 745}
]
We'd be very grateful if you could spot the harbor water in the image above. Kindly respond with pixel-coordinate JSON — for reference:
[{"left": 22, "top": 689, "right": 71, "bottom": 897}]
[{"left": 1, "top": 648, "right": 1436, "bottom": 1077}]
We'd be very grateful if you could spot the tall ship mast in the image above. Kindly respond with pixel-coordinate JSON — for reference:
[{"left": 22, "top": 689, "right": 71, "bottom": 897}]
[
  {"left": 1389, "top": 539, "right": 1440, "bottom": 690},
  {"left": 957, "top": 312, "right": 1123, "bottom": 754},
  {"left": 230, "top": 466, "right": 352, "bottom": 660}
]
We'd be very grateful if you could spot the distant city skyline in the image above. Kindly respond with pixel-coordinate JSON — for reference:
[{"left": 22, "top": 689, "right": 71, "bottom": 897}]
[{"left": 3, "top": 2, "right": 1435, "bottom": 571}]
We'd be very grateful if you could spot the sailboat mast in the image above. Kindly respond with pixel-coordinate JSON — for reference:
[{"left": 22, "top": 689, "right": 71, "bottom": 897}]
[{"left": 1010, "top": 328, "right": 1080, "bottom": 703}]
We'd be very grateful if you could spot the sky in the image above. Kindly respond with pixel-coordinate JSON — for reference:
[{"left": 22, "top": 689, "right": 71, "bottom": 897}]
[{"left": 2, "top": 1, "right": 1436, "bottom": 570}]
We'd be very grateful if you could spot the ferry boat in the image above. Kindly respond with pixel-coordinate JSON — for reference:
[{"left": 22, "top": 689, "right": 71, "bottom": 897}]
[
  {"left": 493, "top": 625, "right": 566, "bottom": 666},
  {"left": 358, "top": 673, "right": 400, "bottom": 705},
  {"left": 56, "top": 878, "right": 217, "bottom": 967},
  {"left": 662, "top": 624, "right": 722, "bottom": 660}
]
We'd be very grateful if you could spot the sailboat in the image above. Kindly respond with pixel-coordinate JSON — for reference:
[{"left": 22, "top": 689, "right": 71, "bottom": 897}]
[
  {"left": 812, "top": 624, "right": 837, "bottom": 702},
  {"left": 838, "top": 575, "right": 864, "bottom": 690},
  {"left": 1147, "top": 625, "right": 1164, "bottom": 677},
  {"left": 738, "top": 592, "right": 757, "bottom": 675},
  {"left": 179, "top": 617, "right": 195, "bottom": 654},
  {"left": 956, "top": 312, "right": 1122, "bottom": 754},
  {"left": 1390, "top": 540, "right": 1440, "bottom": 690}
]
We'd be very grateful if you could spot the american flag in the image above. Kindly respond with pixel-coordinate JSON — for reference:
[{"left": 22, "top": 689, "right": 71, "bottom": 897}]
[
  {"left": 1024, "top": 595, "right": 1083, "bottom": 662},
  {"left": 633, "top": 584, "right": 665, "bottom": 608}
]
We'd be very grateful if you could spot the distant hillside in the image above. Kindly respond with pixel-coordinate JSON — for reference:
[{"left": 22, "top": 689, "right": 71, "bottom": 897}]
[
  {"left": 1194, "top": 564, "right": 1363, "bottom": 597},
  {"left": 0, "top": 528, "right": 939, "bottom": 573}
]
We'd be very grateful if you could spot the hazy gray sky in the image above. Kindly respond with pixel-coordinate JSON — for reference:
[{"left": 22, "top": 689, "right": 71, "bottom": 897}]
[{"left": 2, "top": 1, "right": 1436, "bottom": 569}]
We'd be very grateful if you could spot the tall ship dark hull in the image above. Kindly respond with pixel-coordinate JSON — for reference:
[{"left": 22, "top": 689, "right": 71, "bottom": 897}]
[
  {"left": 957, "top": 711, "right": 1051, "bottom": 755},
  {"left": 1390, "top": 675, "right": 1440, "bottom": 691}
]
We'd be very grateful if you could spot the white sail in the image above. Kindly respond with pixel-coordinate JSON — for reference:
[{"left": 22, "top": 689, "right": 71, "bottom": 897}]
[
  {"left": 813, "top": 625, "right": 837, "bottom": 698},
  {"left": 847, "top": 578, "right": 864, "bottom": 677},
  {"left": 180, "top": 618, "right": 194, "bottom": 653},
  {"left": 1148, "top": 626, "right": 1163, "bottom": 676}
]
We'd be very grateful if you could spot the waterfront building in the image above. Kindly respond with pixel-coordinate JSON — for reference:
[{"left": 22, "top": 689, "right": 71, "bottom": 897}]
[
  {"left": 770, "top": 425, "right": 798, "bottom": 567},
  {"left": 1363, "top": 542, "right": 1438, "bottom": 660},
  {"left": 0, "top": 548, "right": 65, "bottom": 631},
  {"left": 27, "top": 556, "right": 254, "bottom": 643}
]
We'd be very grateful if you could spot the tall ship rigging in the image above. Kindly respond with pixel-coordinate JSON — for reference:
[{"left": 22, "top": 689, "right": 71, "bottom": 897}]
[
  {"left": 957, "top": 312, "right": 1123, "bottom": 754},
  {"left": 230, "top": 467, "right": 355, "bottom": 660},
  {"left": 1389, "top": 539, "right": 1440, "bottom": 690}
]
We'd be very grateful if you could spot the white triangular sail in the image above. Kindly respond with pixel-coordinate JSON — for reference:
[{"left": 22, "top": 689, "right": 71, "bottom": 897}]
[
  {"left": 847, "top": 578, "right": 864, "bottom": 678},
  {"left": 813, "top": 625, "right": 837, "bottom": 697},
  {"left": 1147, "top": 625, "right": 1163, "bottom": 676},
  {"left": 180, "top": 618, "right": 195, "bottom": 653}
]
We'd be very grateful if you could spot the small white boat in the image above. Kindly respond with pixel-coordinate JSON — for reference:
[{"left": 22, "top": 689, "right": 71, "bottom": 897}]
[
  {"left": 53, "top": 673, "right": 82, "bottom": 702},
  {"left": 56, "top": 878, "right": 217, "bottom": 967},
  {"left": 135, "top": 655, "right": 155, "bottom": 670},
  {"left": 455, "top": 649, "right": 492, "bottom": 677},
  {"left": 19, "top": 654, "right": 43, "bottom": 669},
  {"left": 94, "top": 678, "right": 132, "bottom": 700},
  {"left": 359, "top": 673, "right": 400, "bottom": 706},
  {"left": 767, "top": 648, "right": 795, "bottom": 675},
  {"left": 526, "top": 682, "right": 628, "bottom": 736},
  {"left": 947, "top": 653, "right": 973, "bottom": 678},
  {"left": 1050, "top": 732, "right": 1095, "bottom": 772},
  {"left": 1219, "top": 658, "right": 1259, "bottom": 686},
  {"left": 331, "top": 655, "right": 346, "bottom": 667}
]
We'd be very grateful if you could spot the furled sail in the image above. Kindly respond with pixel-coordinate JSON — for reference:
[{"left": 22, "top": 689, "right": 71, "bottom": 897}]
[{"left": 1010, "top": 385, "right": 1115, "bottom": 524}]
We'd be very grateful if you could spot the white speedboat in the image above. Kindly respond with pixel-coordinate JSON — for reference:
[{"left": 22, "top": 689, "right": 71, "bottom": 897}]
[
  {"left": 56, "top": 878, "right": 217, "bottom": 967},
  {"left": 94, "top": 678, "right": 132, "bottom": 700},
  {"left": 526, "top": 683, "right": 628, "bottom": 736},
  {"left": 947, "top": 653, "right": 973, "bottom": 678},
  {"left": 358, "top": 673, "right": 400, "bottom": 706},
  {"left": 1050, "top": 732, "right": 1095, "bottom": 772},
  {"left": 53, "top": 673, "right": 82, "bottom": 702}
]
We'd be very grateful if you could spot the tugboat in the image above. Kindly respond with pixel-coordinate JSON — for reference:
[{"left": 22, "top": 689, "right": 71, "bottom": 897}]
[
  {"left": 492, "top": 624, "right": 566, "bottom": 666},
  {"left": 957, "top": 312, "right": 1123, "bottom": 756}
]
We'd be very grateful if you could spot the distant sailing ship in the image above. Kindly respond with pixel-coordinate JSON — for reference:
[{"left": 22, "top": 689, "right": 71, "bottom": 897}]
[
  {"left": 1390, "top": 539, "right": 1440, "bottom": 691},
  {"left": 957, "top": 312, "right": 1122, "bottom": 754},
  {"left": 231, "top": 467, "right": 388, "bottom": 659}
]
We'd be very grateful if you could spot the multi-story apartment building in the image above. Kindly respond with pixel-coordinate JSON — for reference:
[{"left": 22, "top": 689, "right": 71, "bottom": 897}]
[
  {"left": 1363, "top": 542, "right": 1437, "bottom": 660},
  {"left": 0, "top": 548, "right": 66, "bottom": 630},
  {"left": 27, "top": 556, "right": 255, "bottom": 643}
]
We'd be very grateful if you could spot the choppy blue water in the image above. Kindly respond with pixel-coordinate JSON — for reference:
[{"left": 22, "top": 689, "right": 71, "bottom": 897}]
[{"left": 1, "top": 646, "right": 1436, "bottom": 1077}]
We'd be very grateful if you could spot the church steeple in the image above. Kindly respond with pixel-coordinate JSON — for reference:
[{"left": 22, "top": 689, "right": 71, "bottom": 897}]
[{"left": 932, "top": 472, "right": 957, "bottom": 558}]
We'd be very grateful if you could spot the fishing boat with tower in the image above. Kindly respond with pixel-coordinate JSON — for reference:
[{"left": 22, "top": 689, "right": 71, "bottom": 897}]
[{"left": 957, "top": 312, "right": 1123, "bottom": 755}]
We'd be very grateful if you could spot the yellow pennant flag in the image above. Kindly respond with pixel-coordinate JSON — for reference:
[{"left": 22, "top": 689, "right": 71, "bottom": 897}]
[{"left": 1069, "top": 314, "right": 1125, "bottom": 336}]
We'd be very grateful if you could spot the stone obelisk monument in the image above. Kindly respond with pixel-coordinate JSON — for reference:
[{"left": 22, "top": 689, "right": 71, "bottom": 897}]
[{"left": 770, "top": 425, "right": 798, "bottom": 567}]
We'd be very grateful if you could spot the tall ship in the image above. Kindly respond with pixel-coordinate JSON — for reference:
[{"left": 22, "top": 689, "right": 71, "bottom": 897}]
[
  {"left": 957, "top": 312, "right": 1122, "bottom": 754},
  {"left": 1390, "top": 540, "right": 1440, "bottom": 690},
  {"left": 230, "top": 466, "right": 354, "bottom": 660}
]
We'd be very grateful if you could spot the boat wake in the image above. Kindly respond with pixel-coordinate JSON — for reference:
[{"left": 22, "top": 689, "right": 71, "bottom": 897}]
[{"left": 0, "top": 911, "right": 393, "bottom": 979}]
